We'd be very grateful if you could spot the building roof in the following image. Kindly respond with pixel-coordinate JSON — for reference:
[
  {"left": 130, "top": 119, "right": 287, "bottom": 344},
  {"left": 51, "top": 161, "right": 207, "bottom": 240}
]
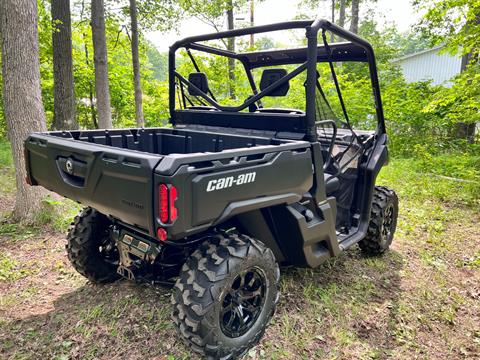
[{"left": 391, "top": 45, "right": 445, "bottom": 63}]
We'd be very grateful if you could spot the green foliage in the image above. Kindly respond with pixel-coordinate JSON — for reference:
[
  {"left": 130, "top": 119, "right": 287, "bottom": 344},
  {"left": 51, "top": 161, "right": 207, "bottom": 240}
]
[
  {"left": 0, "top": 139, "right": 12, "bottom": 167},
  {"left": 125, "top": 0, "right": 182, "bottom": 32},
  {"left": 0, "top": 55, "right": 4, "bottom": 139},
  {"left": 0, "top": 113, "right": 5, "bottom": 139},
  {"left": 393, "top": 30, "right": 432, "bottom": 57},
  {"left": 382, "top": 79, "right": 445, "bottom": 155},
  {"left": 0, "top": 0, "right": 477, "bottom": 159},
  {"left": 36, "top": 196, "right": 82, "bottom": 232},
  {"left": 0, "top": 139, "right": 81, "bottom": 231},
  {"left": 146, "top": 46, "right": 168, "bottom": 81},
  {"left": 0, "top": 222, "right": 39, "bottom": 243},
  {"left": 378, "top": 155, "right": 480, "bottom": 207},
  {"left": 414, "top": 0, "right": 480, "bottom": 58},
  {"left": 179, "top": 0, "right": 248, "bottom": 31},
  {"left": 42, "top": 2, "right": 171, "bottom": 130},
  {"left": 0, "top": 139, "right": 14, "bottom": 195},
  {"left": 0, "top": 253, "right": 28, "bottom": 282},
  {"left": 255, "top": 37, "right": 277, "bottom": 50},
  {"left": 422, "top": 64, "right": 480, "bottom": 132},
  {"left": 37, "top": 0, "right": 55, "bottom": 125},
  {"left": 321, "top": 15, "right": 479, "bottom": 155},
  {"left": 408, "top": 0, "right": 480, "bottom": 152},
  {"left": 0, "top": 0, "right": 175, "bottom": 132}
]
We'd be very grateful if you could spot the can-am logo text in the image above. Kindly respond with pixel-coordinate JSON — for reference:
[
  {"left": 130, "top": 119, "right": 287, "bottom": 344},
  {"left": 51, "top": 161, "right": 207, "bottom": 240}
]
[{"left": 206, "top": 172, "right": 256, "bottom": 192}]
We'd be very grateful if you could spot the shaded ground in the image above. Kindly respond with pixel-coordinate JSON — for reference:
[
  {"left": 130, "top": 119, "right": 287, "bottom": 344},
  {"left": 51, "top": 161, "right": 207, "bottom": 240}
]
[{"left": 0, "top": 157, "right": 479, "bottom": 359}]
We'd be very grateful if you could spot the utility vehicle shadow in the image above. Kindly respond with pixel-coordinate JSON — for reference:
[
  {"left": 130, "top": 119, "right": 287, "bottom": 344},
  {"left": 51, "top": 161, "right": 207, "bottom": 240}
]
[
  {"left": 1, "top": 247, "right": 403, "bottom": 359},
  {"left": 0, "top": 280, "right": 194, "bottom": 359}
]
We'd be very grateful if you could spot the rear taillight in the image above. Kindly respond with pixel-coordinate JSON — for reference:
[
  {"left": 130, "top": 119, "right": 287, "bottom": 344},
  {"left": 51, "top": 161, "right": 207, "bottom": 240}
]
[
  {"left": 169, "top": 185, "right": 178, "bottom": 222},
  {"left": 158, "top": 184, "right": 178, "bottom": 224},
  {"left": 157, "top": 228, "right": 167, "bottom": 241},
  {"left": 159, "top": 184, "right": 169, "bottom": 223}
]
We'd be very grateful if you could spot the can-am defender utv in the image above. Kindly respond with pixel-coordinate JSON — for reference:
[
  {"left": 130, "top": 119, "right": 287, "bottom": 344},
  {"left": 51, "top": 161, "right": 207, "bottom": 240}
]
[{"left": 24, "top": 19, "right": 398, "bottom": 359}]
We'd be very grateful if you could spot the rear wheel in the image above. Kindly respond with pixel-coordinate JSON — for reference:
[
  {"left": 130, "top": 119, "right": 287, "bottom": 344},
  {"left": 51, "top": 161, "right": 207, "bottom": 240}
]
[
  {"left": 66, "top": 207, "right": 120, "bottom": 283},
  {"left": 359, "top": 186, "right": 398, "bottom": 255},
  {"left": 171, "top": 232, "right": 280, "bottom": 359}
]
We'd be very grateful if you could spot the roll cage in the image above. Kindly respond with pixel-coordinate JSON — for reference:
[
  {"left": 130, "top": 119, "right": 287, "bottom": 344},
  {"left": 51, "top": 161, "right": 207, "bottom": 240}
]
[{"left": 168, "top": 19, "right": 386, "bottom": 142}]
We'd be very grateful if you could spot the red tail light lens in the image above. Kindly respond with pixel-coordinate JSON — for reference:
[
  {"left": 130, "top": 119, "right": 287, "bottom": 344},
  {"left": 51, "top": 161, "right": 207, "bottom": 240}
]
[
  {"left": 159, "top": 184, "right": 169, "bottom": 223},
  {"left": 157, "top": 228, "right": 167, "bottom": 241},
  {"left": 158, "top": 183, "right": 178, "bottom": 224},
  {"left": 169, "top": 185, "right": 178, "bottom": 222}
]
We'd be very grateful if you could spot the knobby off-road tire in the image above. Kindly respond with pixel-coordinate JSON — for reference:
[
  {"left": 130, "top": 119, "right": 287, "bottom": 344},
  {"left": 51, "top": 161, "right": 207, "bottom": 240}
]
[
  {"left": 66, "top": 207, "right": 120, "bottom": 283},
  {"left": 359, "top": 186, "right": 399, "bottom": 255},
  {"left": 172, "top": 232, "right": 280, "bottom": 359}
]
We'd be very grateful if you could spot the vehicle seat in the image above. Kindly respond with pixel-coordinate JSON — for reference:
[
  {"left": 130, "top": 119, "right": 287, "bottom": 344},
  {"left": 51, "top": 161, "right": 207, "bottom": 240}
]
[
  {"left": 254, "top": 68, "right": 305, "bottom": 114},
  {"left": 324, "top": 173, "right": 340, "bottom": 194}
]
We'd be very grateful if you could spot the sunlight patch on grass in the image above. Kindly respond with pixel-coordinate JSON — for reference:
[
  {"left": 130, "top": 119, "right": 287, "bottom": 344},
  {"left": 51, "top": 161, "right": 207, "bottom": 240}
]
[
  {"left": 36, "top": 195, "right": 82, "bottom": 232},
  {"left": 0, "top": 222, "right": 40, "bottom": 243},
  {"left": 458, "top": 252, "right": 480, "bottom": 269},
  {"left": 378, "top": 157, "right": 479, "bottom": 207},
  {"left": 0, "top": 253, "right": 32, "bottom": 282},
  {"left": 0, "top": 286, "right": 40, "bottom": 308}
]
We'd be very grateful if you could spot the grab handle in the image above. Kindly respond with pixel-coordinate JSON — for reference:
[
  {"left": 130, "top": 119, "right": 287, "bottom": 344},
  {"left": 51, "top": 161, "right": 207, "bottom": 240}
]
[{"left": 56, "top": 156, "right": 87, "bottom": 187}]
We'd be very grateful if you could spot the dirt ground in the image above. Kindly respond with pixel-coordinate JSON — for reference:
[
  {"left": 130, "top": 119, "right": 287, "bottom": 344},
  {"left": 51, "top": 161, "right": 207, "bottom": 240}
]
[{"left": 1, "top": 167, "right": 479, "bottom": 359}]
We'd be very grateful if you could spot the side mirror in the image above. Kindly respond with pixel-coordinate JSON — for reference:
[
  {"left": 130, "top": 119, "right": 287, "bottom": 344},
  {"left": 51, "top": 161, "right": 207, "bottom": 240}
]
[{"left": 188, "top": 72, "right": 209, "bottom": 96}]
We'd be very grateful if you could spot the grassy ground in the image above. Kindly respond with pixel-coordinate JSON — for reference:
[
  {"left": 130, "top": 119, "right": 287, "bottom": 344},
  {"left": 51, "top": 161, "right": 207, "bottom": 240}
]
[{"left": 0, "top": 139, "right": 479, "bottom": 359}]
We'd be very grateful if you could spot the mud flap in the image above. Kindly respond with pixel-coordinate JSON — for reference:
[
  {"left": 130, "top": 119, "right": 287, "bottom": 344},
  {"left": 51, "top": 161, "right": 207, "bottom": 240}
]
[{"left": 269, "top": 197, "right": 339, "bottom": 268}]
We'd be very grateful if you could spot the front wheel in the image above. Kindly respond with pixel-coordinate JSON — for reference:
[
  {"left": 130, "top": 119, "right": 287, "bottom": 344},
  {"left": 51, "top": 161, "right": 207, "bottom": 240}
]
[
  {"left": 359, "top": 186, "right": 399, "bottom": 255},
  {"left": 171, "top": 232, "right": 280, "bottom": 359}
]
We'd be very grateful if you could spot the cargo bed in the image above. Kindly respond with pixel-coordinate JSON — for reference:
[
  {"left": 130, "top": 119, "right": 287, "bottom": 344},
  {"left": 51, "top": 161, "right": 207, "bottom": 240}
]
[{"left": 25, "top": 127, "right": 311, "bottom": 236}]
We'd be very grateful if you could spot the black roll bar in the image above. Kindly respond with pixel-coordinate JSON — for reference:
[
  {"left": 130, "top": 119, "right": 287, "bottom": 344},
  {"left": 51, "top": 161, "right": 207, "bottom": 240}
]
[{"left": 168, "top": 19, "right": 386, "bottom": 140}]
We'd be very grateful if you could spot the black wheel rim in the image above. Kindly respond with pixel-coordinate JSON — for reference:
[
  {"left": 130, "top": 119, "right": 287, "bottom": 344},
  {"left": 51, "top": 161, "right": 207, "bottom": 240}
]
[
  {"left": 381, "top": 204, "right": 395, "bottom": 241},
  {"left": 220, "top": 267, "right": 267, "bottom": 338}
]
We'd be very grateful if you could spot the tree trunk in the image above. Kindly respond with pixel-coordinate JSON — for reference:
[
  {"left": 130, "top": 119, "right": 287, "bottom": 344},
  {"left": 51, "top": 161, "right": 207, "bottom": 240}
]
[
  {"left": 85, "top": 43, "right": 98, "bottom": 129},
  {"left": 129, "top": 0, "right": 144, "bottom": 127},
  {"left": 91, "top": 0, "right": 112, "bottom": 129},
  {"left": 455, "top": 10, "right": 479, "bottom": 143},
  {"left": 349, "top": 0, "right": 360, "bottom": 34},
  {"left": 338, "top": 0, "right": 346, "bottom": 28},
  {"left": 0, "top": 0, "right": 48, "bottom": 221},
  {"left": 51, "top": 0, "right": 78, "bottom": 130},
  {"left": 226, "top": 0, "right": 235, "bottom": 99},
  {"left": 455, "top": 65, "right": 476, "bottom": 141},
  {"left": 330, "top": 0, "right": 335, "bottom": 42},
  {"left": 249, "top": 0, "right": 254, "bottom": 47},
  {"left": 80, "top": 0, "right": 97, "bottom": 128}
]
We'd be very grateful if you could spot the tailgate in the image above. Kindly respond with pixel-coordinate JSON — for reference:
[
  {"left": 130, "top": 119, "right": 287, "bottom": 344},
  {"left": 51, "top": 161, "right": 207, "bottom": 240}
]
[
  {"left": 154, "top": 143, "right": 313, "bottom": 239},
  {"left": 25, "top": 134, "right": 162, "bottom": 234}
]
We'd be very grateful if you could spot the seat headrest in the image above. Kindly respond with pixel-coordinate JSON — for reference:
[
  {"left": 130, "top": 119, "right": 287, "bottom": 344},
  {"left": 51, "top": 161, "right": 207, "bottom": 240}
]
[
  {"left": 260, "top": 68, "right": 289, "bottom": 96},
  {"left": 188, "top": 72, "right": 209, "bottom": 96}
]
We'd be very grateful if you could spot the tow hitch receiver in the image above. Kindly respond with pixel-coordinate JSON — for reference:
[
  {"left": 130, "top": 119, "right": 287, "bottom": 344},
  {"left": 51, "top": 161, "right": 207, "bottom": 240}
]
[
  {"left": 117, "top": 265, "right": 136, "bottom": 281},
  {"left": 114, "top": 230, "right": 161, "bottom": 280}
]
